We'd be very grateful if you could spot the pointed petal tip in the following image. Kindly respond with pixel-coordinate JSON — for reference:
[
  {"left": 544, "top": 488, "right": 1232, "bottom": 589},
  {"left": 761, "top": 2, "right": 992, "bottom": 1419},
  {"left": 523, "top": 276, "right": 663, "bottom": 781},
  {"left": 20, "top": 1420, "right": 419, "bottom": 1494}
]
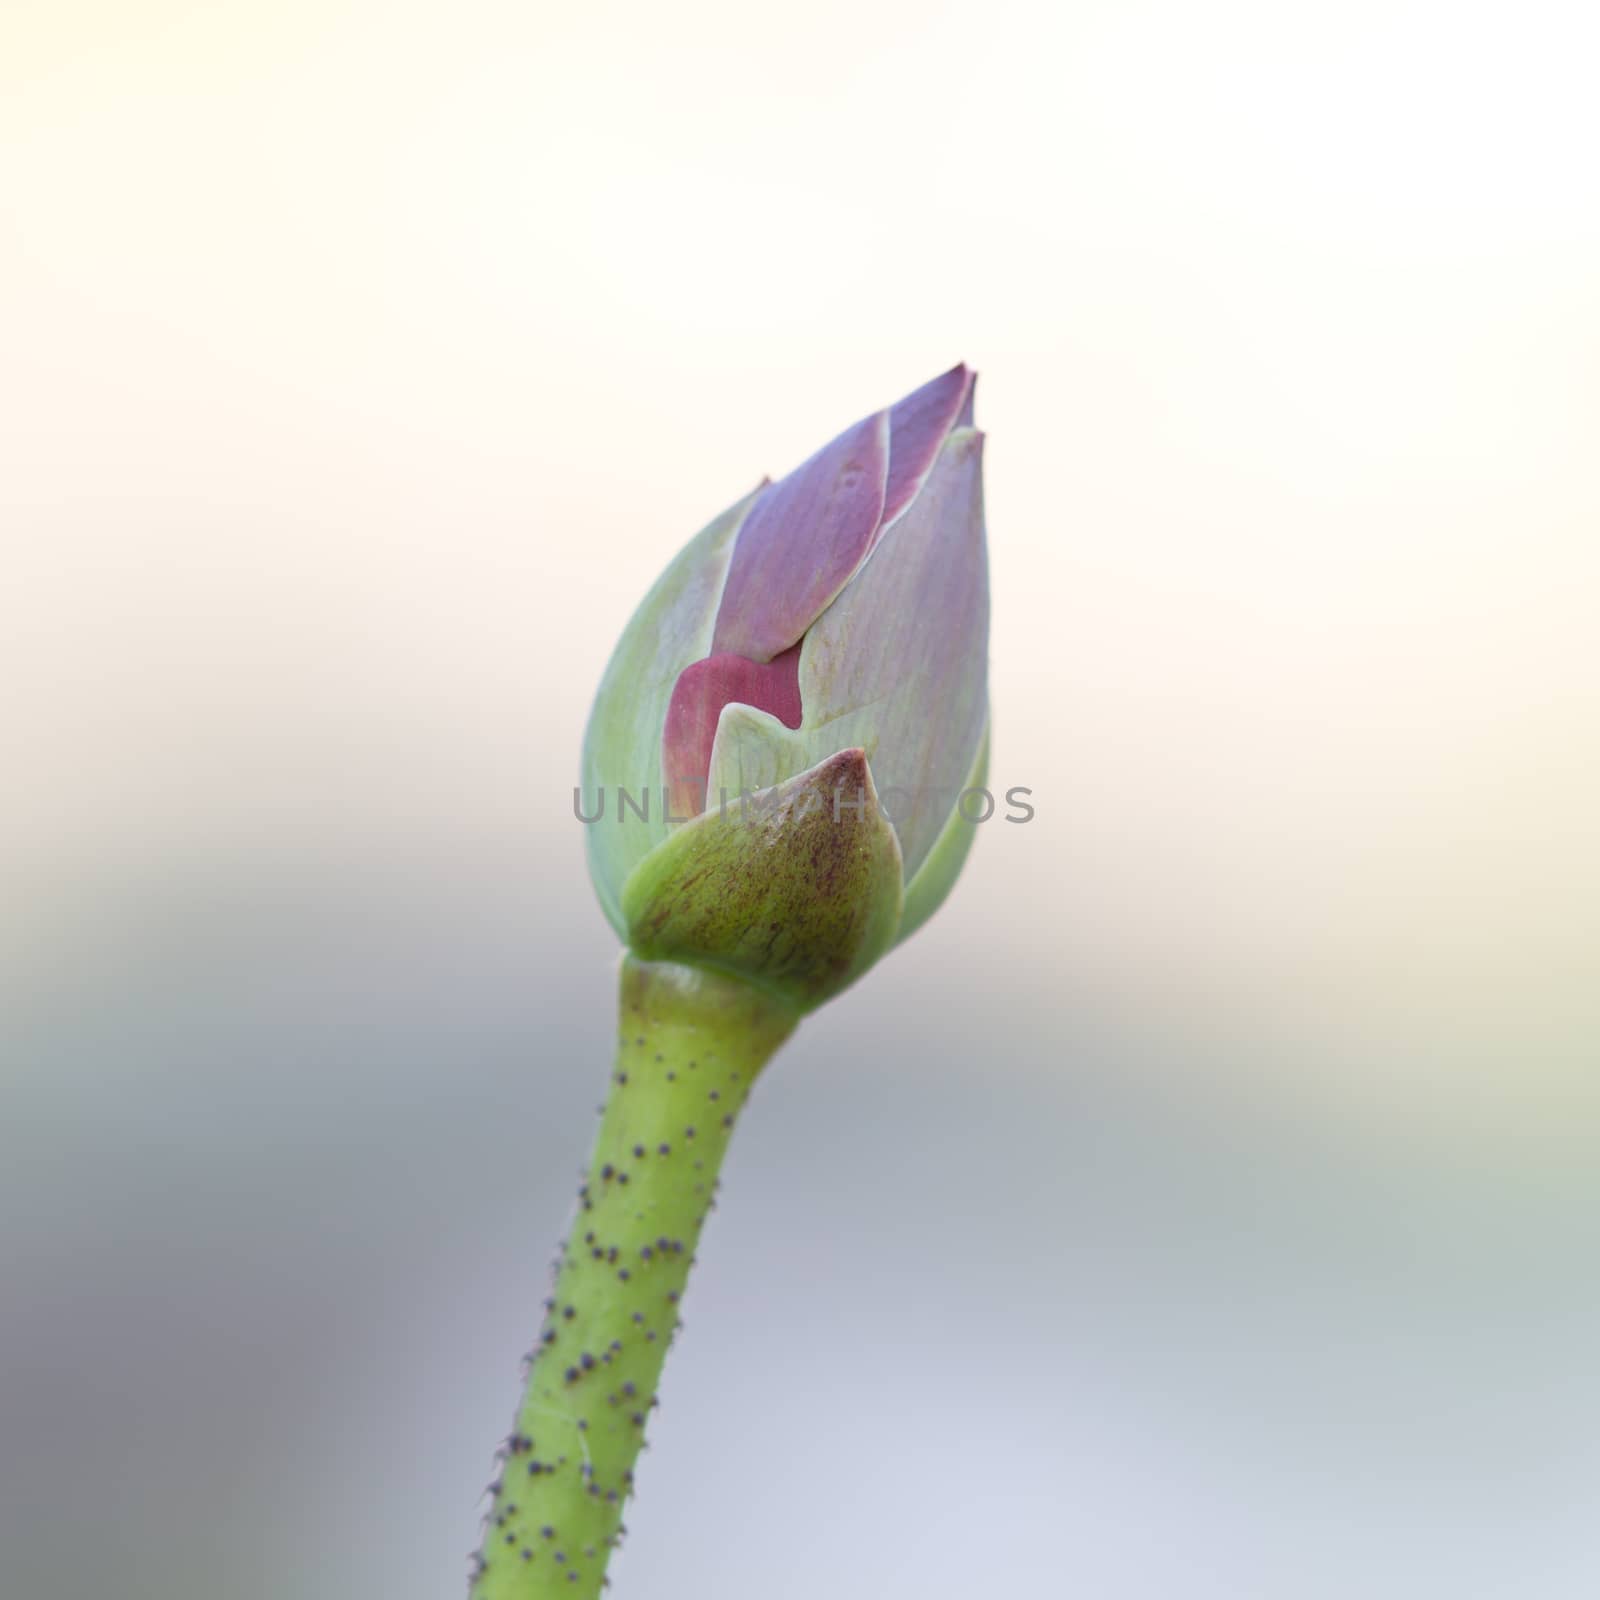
[
  {"left": 882, "top": 365, "right": 979, "bottom": 527},
  {"left": 900, "top": 362, "right": 975, "bottom": 408},
  {"left": 956, "top": 367, "right": 977, "bottom": 427}
]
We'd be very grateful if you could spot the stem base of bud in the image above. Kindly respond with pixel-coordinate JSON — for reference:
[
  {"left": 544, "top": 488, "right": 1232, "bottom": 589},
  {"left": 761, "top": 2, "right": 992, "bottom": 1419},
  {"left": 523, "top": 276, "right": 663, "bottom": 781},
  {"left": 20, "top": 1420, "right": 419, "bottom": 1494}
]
[{"left": 471, "top": 957, "right": 798, "bottom": 1598}]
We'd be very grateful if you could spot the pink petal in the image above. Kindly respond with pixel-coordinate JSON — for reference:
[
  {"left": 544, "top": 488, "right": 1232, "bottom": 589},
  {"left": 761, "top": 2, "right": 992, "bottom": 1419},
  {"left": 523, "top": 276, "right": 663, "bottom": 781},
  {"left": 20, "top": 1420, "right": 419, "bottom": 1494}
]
[
  {"left": 710, "top": 411, "right": 889, "bottom": 663},
  {"left": 797, "top": 426, "right": 989, "bottom": 878},
  {"left": 662, "top": 643, "right": 803, "bottom": 819},
  {"left": 881, "top": 364, "right": 975, "bottom": 529}
]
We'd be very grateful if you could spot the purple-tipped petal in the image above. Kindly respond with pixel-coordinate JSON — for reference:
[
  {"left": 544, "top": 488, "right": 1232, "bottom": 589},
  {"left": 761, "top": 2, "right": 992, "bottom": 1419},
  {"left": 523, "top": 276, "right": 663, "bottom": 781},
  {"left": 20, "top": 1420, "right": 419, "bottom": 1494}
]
[
  {"left": 881, "top": 364, "right": 975, "bottom": 529},
  {"left": 956, "top": 369, "right": 976, "bottom": 429},
  {"left": 797, "top": 426, "right": 989, "bottom": 878},
  {"left": 662, "top": 643, "right": 803, "bottom": 820},
  {"left": 711, "top": 410, "right": 889, "bottom": 663}
]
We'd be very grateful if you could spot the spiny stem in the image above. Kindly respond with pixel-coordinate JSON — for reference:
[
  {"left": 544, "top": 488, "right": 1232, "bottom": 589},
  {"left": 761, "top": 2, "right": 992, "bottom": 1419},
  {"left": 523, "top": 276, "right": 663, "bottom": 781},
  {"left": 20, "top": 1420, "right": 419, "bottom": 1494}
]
[{"left": 471, "top": 955, "right": 799, "bottom": 1598}]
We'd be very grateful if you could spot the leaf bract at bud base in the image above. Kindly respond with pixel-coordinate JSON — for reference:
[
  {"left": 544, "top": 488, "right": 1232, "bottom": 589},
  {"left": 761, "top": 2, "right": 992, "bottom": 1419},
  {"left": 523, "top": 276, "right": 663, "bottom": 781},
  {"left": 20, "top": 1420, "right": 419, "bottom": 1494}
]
[{"left": 619, "top": 748, "right": 903, "bottom": 1014}]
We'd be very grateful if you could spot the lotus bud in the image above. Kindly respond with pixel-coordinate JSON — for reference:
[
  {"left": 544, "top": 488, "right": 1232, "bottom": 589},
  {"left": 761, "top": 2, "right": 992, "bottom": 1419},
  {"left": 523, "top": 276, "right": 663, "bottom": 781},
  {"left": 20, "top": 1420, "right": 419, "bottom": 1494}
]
[
  {"left": 580, "top": 365, "right": 990, "bottom": 1010},
  {"left": 475, "top": 377, "right": 993, "bottom": 1594}
]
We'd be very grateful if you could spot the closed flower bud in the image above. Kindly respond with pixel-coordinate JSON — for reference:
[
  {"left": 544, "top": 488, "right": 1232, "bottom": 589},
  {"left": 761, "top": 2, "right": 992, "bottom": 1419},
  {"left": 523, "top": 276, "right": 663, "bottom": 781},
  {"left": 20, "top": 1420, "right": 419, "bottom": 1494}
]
[{"left": 581, "top": 365, "right": 990, "bottom": 1008}]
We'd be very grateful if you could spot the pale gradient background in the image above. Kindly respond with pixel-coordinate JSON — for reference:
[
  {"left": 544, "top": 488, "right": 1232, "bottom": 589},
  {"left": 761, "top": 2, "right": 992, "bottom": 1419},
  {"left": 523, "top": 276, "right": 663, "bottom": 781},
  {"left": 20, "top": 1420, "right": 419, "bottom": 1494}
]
[{"left": 4, "top": 2, "right": 1598, "bottom": 1597}]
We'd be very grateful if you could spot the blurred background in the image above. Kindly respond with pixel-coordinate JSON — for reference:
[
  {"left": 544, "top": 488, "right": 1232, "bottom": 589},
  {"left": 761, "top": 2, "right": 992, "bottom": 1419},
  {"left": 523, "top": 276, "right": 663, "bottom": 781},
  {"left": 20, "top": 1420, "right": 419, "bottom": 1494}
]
[{"left": 4, "top": 1, "right": 1598, "bottom": 1596}]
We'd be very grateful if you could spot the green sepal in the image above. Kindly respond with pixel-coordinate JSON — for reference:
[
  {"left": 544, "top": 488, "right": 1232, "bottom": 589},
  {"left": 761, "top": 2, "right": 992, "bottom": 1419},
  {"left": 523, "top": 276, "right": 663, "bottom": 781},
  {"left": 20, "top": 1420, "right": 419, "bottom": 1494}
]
[
  {"left": 620, "top": 747, "right": 903, "bottom": 1013},
  {"left": 581, "top": 484, "right": 763, "bottom": 936},
  {"left": 896, "top": 713, "right": 989, "bottom": 945}
]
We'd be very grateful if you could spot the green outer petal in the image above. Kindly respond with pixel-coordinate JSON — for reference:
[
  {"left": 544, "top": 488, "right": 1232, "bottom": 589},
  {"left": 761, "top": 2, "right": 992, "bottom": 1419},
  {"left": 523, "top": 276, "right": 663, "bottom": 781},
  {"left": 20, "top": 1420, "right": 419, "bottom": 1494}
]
[
  {"left": 620, "top": 748, "right": 904, "bottom": 1013},
  {"left": 703, "top": 700, "right": 812, "bottom": 809},
  {"left": 896, "top": 713, "right": 989, "bottom": 945},
  {"left": 581, "top": 486, "right": 762, "bottom": 935}
]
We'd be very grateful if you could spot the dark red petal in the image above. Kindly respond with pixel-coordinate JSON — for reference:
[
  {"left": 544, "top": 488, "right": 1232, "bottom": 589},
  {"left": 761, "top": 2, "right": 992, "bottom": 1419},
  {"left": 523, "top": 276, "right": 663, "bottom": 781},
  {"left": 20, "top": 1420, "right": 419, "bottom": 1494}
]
[{"left": 662, "top": 643, "right": 803, "bottom": 818}]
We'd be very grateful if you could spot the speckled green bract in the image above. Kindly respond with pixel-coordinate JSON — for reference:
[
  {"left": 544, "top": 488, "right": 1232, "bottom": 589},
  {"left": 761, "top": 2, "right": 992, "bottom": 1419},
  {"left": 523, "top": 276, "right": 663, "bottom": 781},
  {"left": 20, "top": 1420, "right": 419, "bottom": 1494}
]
[
  {"left": 621, "top": 748, "right": 903, "bottom": 1015},
  {"left": 471, "top": 956, "right": 798, "bottom": 1599}
]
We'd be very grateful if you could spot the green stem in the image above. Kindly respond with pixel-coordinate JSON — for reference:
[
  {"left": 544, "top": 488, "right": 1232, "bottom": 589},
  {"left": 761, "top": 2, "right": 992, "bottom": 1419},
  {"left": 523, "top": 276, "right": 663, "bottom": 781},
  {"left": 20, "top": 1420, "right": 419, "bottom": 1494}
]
[{"left": 472, "top": 955, "right": 799, "bottom": 1598}]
